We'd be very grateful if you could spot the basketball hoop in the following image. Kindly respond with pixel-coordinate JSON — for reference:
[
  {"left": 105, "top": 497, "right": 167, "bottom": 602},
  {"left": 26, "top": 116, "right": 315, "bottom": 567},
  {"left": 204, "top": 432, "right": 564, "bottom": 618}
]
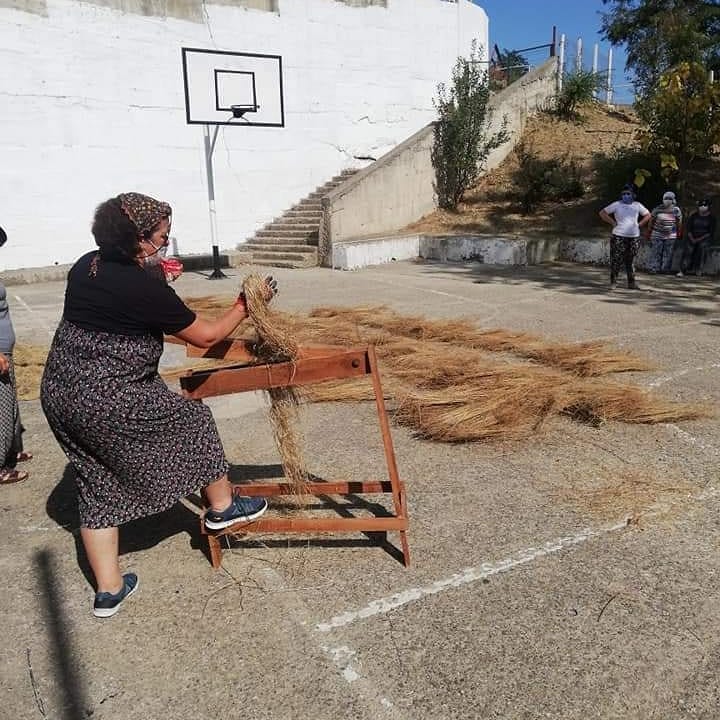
[{"left": 181, "top": 47, "right": 285, "bottom": 280}]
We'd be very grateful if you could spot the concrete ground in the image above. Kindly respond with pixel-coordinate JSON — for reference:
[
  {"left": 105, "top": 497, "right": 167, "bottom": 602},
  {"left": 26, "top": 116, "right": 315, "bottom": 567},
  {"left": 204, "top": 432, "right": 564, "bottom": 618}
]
[{"left": 1, "top": 260, "right": 719, "bottom": 720}]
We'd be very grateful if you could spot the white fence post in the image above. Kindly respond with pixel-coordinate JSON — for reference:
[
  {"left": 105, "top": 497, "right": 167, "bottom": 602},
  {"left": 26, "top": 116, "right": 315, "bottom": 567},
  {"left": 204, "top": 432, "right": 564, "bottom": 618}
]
[
  {"left": 592, "top": 43, "right": 599, "bottom": 99},
  {"left": 606, "top": 47, "right": 613, "bottom": 105},
  {"left": 558, "top": 33, "right": 565, "bottom": 92},
  {"left": 576, "top": 37, "right": 583, "bottom": 72}
]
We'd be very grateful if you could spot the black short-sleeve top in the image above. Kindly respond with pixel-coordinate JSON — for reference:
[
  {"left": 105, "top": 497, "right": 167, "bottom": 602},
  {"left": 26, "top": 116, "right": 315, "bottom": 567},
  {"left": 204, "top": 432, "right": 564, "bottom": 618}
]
[{"left": 63, "top": 251, "right": 196, "bottom": 337}]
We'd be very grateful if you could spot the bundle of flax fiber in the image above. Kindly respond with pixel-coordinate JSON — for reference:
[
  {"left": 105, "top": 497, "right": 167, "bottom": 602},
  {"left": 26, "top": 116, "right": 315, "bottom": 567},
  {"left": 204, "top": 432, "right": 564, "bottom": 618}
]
[{"left": 242, "top": 274, "right": 309, "bottom": 491}]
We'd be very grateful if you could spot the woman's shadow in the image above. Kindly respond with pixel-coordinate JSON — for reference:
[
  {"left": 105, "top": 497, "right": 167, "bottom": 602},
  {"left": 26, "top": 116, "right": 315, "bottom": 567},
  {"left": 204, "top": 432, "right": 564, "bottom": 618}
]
[
  {"left": 46, "top": 464, "right": 204, "bottom": 589},
  {"left": 46, "top": 462, "right": 403, "bottom": 588}
]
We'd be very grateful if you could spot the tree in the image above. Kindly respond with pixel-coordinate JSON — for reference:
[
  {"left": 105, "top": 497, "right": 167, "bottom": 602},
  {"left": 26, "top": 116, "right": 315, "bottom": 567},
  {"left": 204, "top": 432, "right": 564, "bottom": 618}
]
[
  {"left": 499, "top": 49, "right": 530, "bottom": 84},
  {"left": 600, "top": 0, "right": 720, "bottom": 98},
  {"left": 431, "top": 43, "right": 510, "bottom": 211},
  {"left": 637, "top": 61, "right": 720, "bottom": 194}
]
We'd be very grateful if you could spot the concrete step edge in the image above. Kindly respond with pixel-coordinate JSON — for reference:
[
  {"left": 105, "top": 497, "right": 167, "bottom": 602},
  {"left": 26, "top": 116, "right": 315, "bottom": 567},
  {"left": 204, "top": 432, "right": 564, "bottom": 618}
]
[
  {"left": 263, "top": 223, "right": 319, "bottom": 232},
  {"left": 252, "top": 252, "right": 318, "bottom": 262},
  {"left": 244, "top": 243, "right": 317, "bottom": 253}
]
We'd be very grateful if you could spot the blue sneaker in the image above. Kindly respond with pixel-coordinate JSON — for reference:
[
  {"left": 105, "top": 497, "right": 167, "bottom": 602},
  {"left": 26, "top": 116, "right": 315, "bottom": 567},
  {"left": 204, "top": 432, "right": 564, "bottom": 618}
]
[
  {"left": 204, "top": 495, "right": 268, "bottom": 531},
  {"left": 93, "top": 573, "right": 138, "bottom": 618}
]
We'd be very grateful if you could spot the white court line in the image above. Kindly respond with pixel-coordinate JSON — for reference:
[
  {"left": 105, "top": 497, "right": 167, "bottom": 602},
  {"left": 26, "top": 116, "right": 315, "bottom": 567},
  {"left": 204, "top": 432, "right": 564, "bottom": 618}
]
[
  {"left": 587, "top": 317, "right": 714, "bottom": 343},
  {"left": 316, "top": 485, "right": 720, "bottom": 634},
  {"left": 663, "top": 423, "right": 720, "bottom": 457},
  {"left": 12, "top": 293, "right": 56, "bottom": 337},
  {"left": 647, "top": 362, "right": 720, "bottom": 388},
  {"left": 316, "top": 521, "right": 627, "bottom": 633},
  {"left": 252, "top": 563, "right": 405, "bottom": 718},
  {"left": 362, "top": 270, "right": 559, "bottom": 310}
]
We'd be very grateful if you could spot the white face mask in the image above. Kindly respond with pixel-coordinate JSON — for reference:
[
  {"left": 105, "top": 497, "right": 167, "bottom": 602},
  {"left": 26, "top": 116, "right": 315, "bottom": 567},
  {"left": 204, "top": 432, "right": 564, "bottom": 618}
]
[
  {"left": 142, "top": 240, "right": 167, "bottom": 266},
  {"left": 699, "top": 205, "right": 709, "bottom": 214},
  {"left": 663, "top": 199, "right": 674, "bottom": 208}
]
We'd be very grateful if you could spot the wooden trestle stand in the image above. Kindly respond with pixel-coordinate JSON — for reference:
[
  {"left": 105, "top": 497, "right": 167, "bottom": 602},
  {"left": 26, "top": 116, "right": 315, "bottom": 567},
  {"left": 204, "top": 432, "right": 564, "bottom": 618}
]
[{"left": 173, "top": 338, "right": 410, "bottom": 568}]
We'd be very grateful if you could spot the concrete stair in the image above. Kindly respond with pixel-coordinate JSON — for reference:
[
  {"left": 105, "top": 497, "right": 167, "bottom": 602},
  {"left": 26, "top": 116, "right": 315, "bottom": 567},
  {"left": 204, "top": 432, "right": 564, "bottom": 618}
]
[{"left": 241, "top": 169, "right": 357, "bottom": 268}]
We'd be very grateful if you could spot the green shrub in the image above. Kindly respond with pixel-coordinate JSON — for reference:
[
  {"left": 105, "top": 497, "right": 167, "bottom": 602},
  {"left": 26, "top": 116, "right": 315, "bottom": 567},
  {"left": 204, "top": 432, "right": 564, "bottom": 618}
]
[
  {"left": 432, "top": 42, "right": 510, "bottom": 210},
  {"left": 592, "top": 148, "right": 670, "bottom": 207},
  {"left": 554, "top": 70, "right": 605, "bottom": 119},
  {"left": 513, "top": 142, "right": 585, "bottom": 212}
]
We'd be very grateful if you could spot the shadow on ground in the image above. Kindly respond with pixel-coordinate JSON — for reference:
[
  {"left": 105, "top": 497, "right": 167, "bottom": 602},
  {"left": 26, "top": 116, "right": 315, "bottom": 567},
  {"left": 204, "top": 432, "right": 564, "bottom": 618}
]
[
  {"left": 32, "top": 549, "right": 90, "bottom": 720},
  {"left": 45, "top": 463, "right": 404, "bottom": 579},
  {"left": 413, "top": 260, "right": 720, "bottom": 319}
]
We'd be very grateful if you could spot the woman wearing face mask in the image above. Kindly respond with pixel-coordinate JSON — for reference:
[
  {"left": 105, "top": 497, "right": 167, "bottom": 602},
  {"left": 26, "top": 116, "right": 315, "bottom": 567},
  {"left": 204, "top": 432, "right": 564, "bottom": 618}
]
[
  {"left": 599, "top": 185, "right": 651, "bottom": 290},
  {"left": 647, "top": 191, "right": 682, "bottom": 274},
  {"left": 40, "top": 193, "right": 277, "bottom": 618},
  {"left": 677, "top": 198, "right": 716, "bottom": 277}
]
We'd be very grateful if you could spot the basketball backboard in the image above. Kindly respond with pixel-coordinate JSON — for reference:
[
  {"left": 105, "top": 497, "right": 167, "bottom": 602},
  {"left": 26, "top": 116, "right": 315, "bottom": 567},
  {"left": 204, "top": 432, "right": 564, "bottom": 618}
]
[{"left": 181, "top": 47, "right": 285, "bottom": 127}]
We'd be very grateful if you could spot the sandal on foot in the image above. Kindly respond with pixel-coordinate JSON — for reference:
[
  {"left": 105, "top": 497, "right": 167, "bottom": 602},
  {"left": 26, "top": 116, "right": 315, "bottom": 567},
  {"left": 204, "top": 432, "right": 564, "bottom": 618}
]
[
  {"left": 16, "top": 451, "right": 33, "bottom": 463},
  {"left": 0, "top": 468, "right": 28, "bottom": 484}
]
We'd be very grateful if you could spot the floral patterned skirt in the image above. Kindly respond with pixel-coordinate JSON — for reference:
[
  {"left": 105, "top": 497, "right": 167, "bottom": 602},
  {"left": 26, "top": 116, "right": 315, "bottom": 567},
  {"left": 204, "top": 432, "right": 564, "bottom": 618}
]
[
  {"left": 40, "top": 321, "right": 229, "bottom": 528},
  {"left": 0, "top": 356, "right": 23, "bottom": 468}
]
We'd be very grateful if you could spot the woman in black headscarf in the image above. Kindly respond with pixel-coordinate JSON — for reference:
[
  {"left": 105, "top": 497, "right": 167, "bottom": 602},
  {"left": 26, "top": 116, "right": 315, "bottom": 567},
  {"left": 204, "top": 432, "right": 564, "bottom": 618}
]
[{"left": 41, "top": 193, "right": 276, "bottom": 618}]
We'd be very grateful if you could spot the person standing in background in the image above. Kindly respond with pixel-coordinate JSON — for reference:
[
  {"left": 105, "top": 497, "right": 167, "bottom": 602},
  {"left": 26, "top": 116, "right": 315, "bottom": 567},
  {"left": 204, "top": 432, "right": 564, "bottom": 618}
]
[
  {"left": 647, "top": 191, "right": 682, "bottom": 274},
  {"left": 0, "top": 227, "right": 32, "bottom": 484},
  {"left": 677, "top": 198, "right": 716, "bottom": 277},
  {"left": 599, "top": 185, "right": 651, "bottom": 290}
]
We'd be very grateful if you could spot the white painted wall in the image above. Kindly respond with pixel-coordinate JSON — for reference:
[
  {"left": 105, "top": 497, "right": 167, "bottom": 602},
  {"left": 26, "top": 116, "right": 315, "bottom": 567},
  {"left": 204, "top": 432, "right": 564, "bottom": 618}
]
[{"left": 0, "top": 0, "right": 487, "bottom": 270}]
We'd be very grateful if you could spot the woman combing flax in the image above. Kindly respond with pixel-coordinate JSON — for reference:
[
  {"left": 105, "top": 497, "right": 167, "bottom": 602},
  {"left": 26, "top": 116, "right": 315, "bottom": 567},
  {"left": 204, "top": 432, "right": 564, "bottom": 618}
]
[{"left": 40, "top": 192, "right": 278, "bottom": 618}]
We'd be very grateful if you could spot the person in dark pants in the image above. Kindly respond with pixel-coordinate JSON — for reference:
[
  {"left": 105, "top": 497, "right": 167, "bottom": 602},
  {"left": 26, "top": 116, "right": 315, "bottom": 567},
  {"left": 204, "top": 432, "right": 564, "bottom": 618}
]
[
  {"left": 599, "top": 185, "right": 651, "bottom": 290},
  {"left": 677, "top": 198, "right": 716, "bottom": 277}
]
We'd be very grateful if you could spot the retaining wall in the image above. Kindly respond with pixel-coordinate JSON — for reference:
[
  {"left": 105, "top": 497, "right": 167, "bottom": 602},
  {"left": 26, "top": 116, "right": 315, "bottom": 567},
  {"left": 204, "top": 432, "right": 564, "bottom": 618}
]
[
  {"left": 332, "top": 232, "right": 720, "bottom": 275},
  {"left": 320, "top": 57, "right": 559, "bottom": 266}
]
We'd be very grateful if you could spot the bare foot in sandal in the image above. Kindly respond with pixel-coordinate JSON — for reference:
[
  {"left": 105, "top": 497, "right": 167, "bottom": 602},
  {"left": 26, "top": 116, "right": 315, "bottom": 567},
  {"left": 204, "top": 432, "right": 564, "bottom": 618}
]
[
  {"left": 0, "top": 468, "right": 28, "bottom": 484},
  {"left": 16, "top": 451, "right": 32, "bottom": 463}
]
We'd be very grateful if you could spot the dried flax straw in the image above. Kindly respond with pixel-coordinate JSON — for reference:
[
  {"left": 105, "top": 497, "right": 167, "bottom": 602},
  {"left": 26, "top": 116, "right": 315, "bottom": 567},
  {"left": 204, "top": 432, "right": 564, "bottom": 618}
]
[
  {"left": 181, "top": 298, "right": 710, "bottom": 444},
  {"left": 242, "top": 274, "right": 308, "bottom": 491}
]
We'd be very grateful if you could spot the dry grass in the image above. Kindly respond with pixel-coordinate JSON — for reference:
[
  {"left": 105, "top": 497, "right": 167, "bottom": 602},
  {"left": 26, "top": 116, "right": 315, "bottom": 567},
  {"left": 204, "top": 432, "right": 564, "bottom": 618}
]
[
  {"left": 179, "top": 298, "right": 708, "bottom": 444},
  {"left": 554, "top": 465, "right": 694, "bottom": 520},
  {"left": 406, "top": 103, "right": 642, "bottom": 238},
  {"left": 14, "top": 343, "right": 48, "bottom": 401}
]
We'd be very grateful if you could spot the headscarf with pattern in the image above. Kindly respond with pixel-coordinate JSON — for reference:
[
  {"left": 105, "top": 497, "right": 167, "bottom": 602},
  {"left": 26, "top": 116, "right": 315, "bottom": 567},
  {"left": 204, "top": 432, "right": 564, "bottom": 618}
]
[{"left": 117, "top": 192, "right": 172, "bottom": 237}]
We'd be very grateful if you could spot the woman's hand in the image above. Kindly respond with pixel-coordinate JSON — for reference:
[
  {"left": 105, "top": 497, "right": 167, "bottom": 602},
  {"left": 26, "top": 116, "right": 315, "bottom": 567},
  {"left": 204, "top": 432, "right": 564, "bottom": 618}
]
[
  {"left": 236, "top": 276, "right": 279, "bottom": 311},
  {"left": 263, "top": 275, "right": 278, "bottom": 300},
  {"left": 0, "top": 354, "right": 9, "bottom": 374},
  {"left": 160, "top": 258, "right": 184, "bottom": 283}
]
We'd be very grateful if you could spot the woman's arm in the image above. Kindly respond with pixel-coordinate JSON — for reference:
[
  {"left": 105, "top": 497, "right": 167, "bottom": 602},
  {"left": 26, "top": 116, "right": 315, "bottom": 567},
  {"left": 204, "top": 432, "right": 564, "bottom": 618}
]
[
  {"left": 174, "top": 300, "right": 248, "bottom": 348},
  {"left": 172, "top": 275, "right": 278, "bottom": 348},
  {"left": 599, "top": 209, "right": 615, "bottom": 227},
  {"left": 640, "top": 211, "right": 652, "bottom": 235}
]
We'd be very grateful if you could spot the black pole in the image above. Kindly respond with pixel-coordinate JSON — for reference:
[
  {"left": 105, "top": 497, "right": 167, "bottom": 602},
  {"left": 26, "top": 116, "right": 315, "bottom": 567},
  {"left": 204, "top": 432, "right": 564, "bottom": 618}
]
[
  {"left": 208, "top": 244, "right": 227, "bottom": 280},
  {"left": 550, "top": 26, "right": 557, "bottom": 57}
]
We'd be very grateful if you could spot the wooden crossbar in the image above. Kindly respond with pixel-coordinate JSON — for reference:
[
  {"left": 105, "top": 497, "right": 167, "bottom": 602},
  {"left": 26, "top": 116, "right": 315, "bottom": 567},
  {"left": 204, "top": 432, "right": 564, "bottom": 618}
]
[{"left": 174, "top": 343, "right": 410, "bottom": 568}]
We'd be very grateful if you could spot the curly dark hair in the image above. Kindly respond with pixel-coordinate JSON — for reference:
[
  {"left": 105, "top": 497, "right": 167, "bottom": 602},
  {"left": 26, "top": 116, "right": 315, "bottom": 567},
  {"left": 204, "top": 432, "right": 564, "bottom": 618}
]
[{"left": 91, "top": 197, "right": 166, "bottom": 259}]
